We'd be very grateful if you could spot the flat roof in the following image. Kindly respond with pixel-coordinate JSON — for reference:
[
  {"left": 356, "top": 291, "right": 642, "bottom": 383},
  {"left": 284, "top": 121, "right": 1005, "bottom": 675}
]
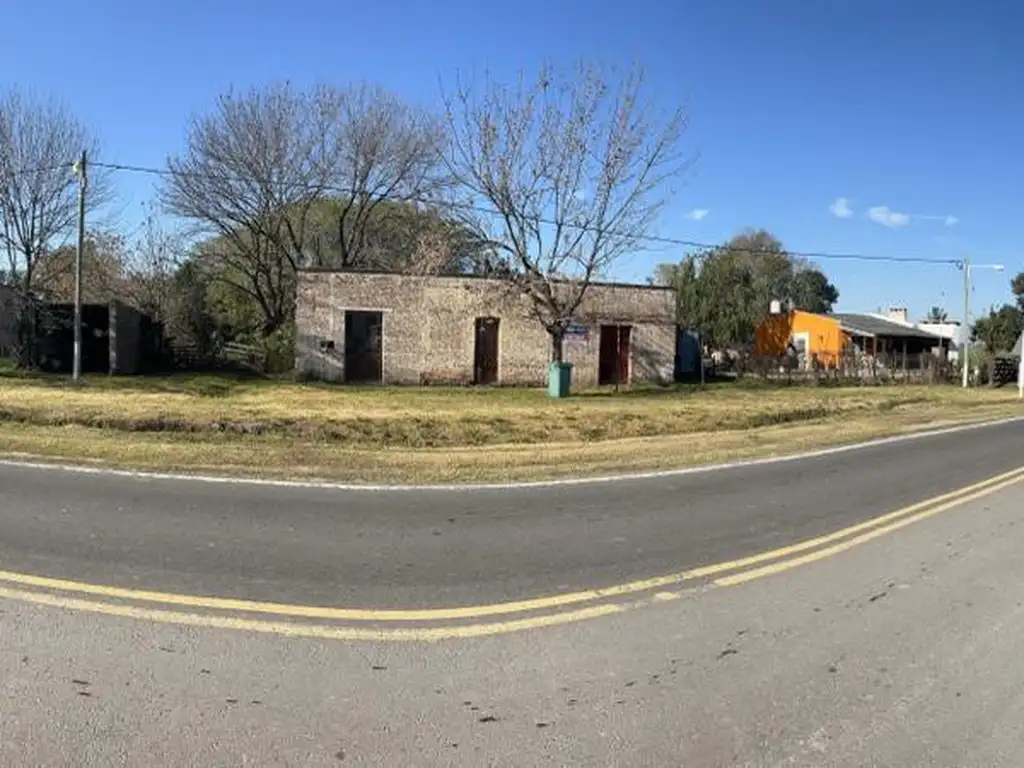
[{"left": 297, "top": 267, "right": 674, "bottom": 292}]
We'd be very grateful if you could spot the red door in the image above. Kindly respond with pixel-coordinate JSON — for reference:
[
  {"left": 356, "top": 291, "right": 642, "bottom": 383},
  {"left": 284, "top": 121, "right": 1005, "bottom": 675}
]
[
  {"left": 599, "top": 325, "right": 632, "bottom": 385},
  {"left": 616, "top": 325, "right": 631, "bottom": 384}
]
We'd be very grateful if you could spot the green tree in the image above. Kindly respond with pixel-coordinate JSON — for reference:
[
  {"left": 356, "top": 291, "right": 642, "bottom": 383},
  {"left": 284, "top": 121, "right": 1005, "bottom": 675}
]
[
  {"left": 163, "top": 260, "right": 221, "bottom": 363},
  {"left": 1012, "top": 271, "right": 1024, "bottom": 311},
  {"left": 653, "top": 229, "right": 839, "bottom": 347},
  {"left": 970, "top": 271, "right": 1024, "bottom": 355},
  {"left": 302, "top": 197, "right": 493, "bottom": 275},
  {"left": 971, "top": 304, "right": 1024, "bottom": 354},
  {"left": 790, "top": 269, "right": 840, "bottom": 314},
  {"left": 924, "top": 306, "right": 949, "bottom": 323}
]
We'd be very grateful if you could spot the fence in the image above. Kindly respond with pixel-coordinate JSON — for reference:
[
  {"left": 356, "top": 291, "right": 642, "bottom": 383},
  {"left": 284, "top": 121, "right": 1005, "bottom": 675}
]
[
  {"left": 168, "top": 339, "right": 268, "bottom": 374},
  {"left": 726, "top": 351, "right": 959, "bottom": 385}
]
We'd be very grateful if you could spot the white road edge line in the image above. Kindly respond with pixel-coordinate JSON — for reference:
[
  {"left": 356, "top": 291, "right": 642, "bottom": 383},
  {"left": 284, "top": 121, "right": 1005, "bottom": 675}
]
[{"left": 0, "top": 416, "right": 1019, "bottom": 492}]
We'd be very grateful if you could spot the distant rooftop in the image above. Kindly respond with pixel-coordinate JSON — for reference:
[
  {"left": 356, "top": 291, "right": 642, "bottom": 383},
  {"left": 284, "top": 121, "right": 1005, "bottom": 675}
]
[{"left": 830, "top": 313, "right": 943, "bottom": 340}]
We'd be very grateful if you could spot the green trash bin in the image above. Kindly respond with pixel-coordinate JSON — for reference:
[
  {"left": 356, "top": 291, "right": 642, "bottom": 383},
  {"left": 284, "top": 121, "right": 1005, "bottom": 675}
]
[{"left": 548, "top": 362, "right": 573, "bottom": 398}]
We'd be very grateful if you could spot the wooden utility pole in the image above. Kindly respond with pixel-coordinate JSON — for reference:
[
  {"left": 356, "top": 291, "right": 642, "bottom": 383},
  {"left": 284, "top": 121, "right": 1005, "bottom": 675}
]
[{"left": 72, "top": 150, "right": 87, "bottom": 381}]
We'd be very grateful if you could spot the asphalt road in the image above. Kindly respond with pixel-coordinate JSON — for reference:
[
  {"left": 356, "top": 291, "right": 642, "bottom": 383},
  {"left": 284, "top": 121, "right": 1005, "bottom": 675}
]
[
  {"left": 3, "top": 473, "right": 1024, "bottom": 765},
  {"left": 0, "top": 418, "right": 1022, "bottom": 609}
]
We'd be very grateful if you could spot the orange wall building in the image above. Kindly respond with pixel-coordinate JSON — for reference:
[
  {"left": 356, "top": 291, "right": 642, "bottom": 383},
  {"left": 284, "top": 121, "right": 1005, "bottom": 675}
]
[
  {"left": 755, "top": 310, "right": 946, "bottom": 369},
  {"left": 754, "top": 310, "right": 848, "bottom": 367}
]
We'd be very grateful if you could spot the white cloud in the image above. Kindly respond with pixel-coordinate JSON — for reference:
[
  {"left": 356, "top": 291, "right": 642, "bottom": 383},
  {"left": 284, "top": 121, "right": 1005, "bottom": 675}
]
[
  {"left": 685, "top": 208, "right": 708, "bottom": 221},
  {"left": 829, "top": 197, "right": 854, "bottom": 219},
  {"left": 867, "top": 205, "right": 910, "bottom": 229},
  {"left": 916, "top": 213, "right": 960, "bottom": 227}
]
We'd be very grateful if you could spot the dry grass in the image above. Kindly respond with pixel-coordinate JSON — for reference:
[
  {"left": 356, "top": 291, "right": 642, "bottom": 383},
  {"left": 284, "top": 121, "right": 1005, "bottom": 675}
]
[{"left": 0, "top": 370, "right": 1019, "bottom": 483}]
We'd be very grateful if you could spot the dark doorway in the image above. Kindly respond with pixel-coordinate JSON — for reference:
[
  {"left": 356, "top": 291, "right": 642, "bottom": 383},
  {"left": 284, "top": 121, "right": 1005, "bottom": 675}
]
[
  {"left": 474, "top": 317, "right": 500, "bottom": 385},
  {"left": 34, "top": 303, "right": 110, "bottom": 374},
  {"left": 599, "top": 325, "right": 632, "bottom": 385},
  {"left": 344, "top": 311, "right": 383, "bottom": 383}
]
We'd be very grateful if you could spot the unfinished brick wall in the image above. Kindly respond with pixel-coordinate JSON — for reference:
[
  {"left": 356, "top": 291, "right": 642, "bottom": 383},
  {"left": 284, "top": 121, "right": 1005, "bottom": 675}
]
[{"left": 295, "top": 271, "right": 677, "bottom": 387}]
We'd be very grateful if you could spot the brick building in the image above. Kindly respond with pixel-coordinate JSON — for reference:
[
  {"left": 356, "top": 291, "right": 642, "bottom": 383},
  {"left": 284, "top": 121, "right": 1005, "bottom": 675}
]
[{"left": 295, "top": 270, "right": 677, "bottom": 388}]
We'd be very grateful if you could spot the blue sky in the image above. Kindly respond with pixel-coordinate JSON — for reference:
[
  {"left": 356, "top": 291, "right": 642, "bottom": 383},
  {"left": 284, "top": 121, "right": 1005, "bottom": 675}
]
[{"left": 2, "top": 0, "right": 1021, "bottom": 321}]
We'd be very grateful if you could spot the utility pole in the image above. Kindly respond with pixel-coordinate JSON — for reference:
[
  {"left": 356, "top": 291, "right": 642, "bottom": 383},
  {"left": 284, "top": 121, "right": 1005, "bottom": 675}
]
[
  {"left": 72, "top": 150, "right": 87, "bottom": 381},
  {"left": 961, "top": 256, "right": 971, "bottom": 389},
  {"left": 959, "top": 257, "right": 1005, "bottom": 389}
]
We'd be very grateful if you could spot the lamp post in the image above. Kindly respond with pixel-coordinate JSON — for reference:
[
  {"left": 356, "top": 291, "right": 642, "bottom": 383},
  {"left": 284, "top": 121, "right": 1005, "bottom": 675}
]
[{"left": 958, "top": 257, "right": 1004, "bottom": 388}]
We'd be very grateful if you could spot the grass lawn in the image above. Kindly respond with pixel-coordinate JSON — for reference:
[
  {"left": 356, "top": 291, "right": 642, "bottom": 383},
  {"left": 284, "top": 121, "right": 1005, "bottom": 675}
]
[{"left": 0, "top": 367, "right": 1019, "bottom": 483}]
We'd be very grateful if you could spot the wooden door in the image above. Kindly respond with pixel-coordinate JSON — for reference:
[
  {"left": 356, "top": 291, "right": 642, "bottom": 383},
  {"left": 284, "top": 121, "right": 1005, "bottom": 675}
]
[
  {"left": 616, "top": 325, "right": 631, "bottom": 384},
  {"left": 474, "top": 317, "right": 499, "bottom": 385},
  {"left": 599, "top": 325, "right": 632, "bottom": 386}
]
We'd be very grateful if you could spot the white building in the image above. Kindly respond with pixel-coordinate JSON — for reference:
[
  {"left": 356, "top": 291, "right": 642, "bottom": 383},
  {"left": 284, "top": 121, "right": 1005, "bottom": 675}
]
[
  {"left": 916, "top": 320, "right": 968, "bottom": 349},
  {"left": 874, "top": 307, "right": 967, "bottom": 360}
]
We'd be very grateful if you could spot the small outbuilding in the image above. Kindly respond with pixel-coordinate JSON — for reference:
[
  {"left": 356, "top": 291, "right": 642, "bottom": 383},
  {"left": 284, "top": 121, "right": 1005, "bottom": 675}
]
[
  {"left": 0, "top": 292, "right": 158, "bottom": 375},
  {"left": 294, "top": 270, "right": 678, "bottom": 388}
]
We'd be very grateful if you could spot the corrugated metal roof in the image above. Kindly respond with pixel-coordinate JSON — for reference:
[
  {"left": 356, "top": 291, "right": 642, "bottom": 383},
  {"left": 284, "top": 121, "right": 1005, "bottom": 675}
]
[{"left": 830, "top": 313, "right": 942, "bottom": 340}]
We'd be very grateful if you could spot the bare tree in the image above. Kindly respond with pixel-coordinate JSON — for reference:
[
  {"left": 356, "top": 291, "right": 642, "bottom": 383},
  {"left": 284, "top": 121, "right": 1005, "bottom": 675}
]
[
  {"left": 161, "top": 82, "right": 339, "bottom": 334},
  {"left": 310, "top": 81, "right": 449, "bottom": 269},
  {"left": 0, "top": 89, "right": 111, "bottom": 297},
  {"left": 443, "top": 62, "right": 690, "bottom": 362},
  {"left": 121, "top": 206, "right": 185, "bottom": 323},
  {"left": 162, "top": 81, "right": 448, "bottom": 335}
]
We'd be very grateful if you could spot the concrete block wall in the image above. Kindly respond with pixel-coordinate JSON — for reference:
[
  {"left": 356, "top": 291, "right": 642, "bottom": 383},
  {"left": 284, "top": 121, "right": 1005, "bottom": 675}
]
[{"left": 295, "top": 271, "right": 677, "bottom": 387}]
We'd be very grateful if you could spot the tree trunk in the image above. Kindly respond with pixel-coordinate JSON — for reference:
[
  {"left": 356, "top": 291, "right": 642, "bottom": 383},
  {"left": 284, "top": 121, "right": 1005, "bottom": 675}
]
[{"left": 550, "top": 329, "right": 565, "bottom": 363}]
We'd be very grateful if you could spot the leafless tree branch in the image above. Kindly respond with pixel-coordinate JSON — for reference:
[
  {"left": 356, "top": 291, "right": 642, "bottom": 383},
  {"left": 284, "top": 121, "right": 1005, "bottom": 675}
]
[
  {"left": 442, "top": 61, "right": 690, "bottom": 361},
  {"left": 161, "top": 82, "right": 339, "bottom": 331},
  {"left": 310, "top": 81, "right": 449, "bottom": 269},
  {"left": 0, "top": 88, "right": 112, "bottom": 297},
  {"left": 119, "top": 205, "right": 186, "bottom": 322},
  {"left": 160, "top": 81, "right": 451, "bottom": 334}
]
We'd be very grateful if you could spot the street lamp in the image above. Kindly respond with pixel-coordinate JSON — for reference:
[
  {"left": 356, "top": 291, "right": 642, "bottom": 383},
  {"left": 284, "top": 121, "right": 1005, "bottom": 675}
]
[{"left": 957, "top": 257, "right": 1004, "bottom": 388}]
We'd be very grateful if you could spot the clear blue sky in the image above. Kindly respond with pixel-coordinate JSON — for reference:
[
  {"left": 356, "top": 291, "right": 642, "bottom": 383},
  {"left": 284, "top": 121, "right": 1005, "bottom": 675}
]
[{"left": 2, "top": 0, "right": 1021, "bottom": 322}]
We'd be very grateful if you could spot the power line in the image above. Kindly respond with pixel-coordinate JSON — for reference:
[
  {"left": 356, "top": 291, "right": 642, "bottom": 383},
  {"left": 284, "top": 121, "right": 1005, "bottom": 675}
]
[
  {"left": 6, "top": 162, "right": 75, "bottom": 178},
  {"left": 11, "top": 159, "right": 961, "bottom": 267}
]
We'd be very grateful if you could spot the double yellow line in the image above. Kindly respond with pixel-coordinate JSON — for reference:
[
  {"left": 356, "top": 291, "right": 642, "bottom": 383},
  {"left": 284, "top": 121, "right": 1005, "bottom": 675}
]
[{"left": 1, "top": 465, "right": 1022, "bottom": 642}]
